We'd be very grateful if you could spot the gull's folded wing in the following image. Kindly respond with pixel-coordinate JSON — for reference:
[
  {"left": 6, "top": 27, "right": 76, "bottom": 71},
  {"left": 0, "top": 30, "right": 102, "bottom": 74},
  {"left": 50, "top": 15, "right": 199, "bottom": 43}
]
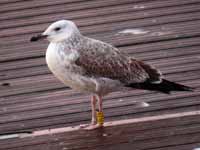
[{"left": 75, "top": 38, "right": 162, "bottom": 84}]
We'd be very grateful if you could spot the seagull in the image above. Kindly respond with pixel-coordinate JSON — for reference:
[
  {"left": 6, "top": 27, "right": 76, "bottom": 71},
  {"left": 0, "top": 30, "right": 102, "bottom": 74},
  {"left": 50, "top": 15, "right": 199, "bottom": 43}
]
[{"left": 31, "top": 20, "right": 193, "bottom": 130}]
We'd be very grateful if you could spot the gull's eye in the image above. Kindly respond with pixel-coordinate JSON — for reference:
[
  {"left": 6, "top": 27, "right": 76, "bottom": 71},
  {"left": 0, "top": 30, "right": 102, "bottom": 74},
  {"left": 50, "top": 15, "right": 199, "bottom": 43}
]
[{"left": 55, "top": 27, "right": 61, "bottom": 31}]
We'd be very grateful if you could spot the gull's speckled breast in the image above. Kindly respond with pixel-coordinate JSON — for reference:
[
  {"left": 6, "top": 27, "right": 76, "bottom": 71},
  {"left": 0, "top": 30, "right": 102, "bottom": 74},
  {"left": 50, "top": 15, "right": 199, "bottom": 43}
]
[{"left": 45, "top": 42, "right": 97, "bottom": 93}]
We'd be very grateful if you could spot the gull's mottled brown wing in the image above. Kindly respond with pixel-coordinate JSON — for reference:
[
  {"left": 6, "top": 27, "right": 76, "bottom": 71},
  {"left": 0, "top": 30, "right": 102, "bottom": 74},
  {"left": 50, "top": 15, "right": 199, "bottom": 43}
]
[{"left": 75, "top": 37, "right": 162, "bottom": 84}]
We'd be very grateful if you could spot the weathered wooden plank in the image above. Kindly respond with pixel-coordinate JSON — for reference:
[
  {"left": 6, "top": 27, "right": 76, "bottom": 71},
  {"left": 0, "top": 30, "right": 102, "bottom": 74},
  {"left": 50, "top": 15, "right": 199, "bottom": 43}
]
[
  {"left": 0, "top": 56, "right": 199, "bottom": 98},
  {"left": 92, "top": 133, "right": 200, "bottom": 150},
  {"left": 136, "top": 47, "right": 200, "bottom": 62},
  {"left": 0, "top": 0, "right": 134, "bottom": 13},
  {"left": 1, "top": 43, "right": 199, "bottom": 78},
  {"left": 0, "top": 41, "right": 199, "bottom": 79},
  {"left": 0, "top": 77, "right": 198, "bottom": 126},
  {"left": 0, "top": 22, "right": 200, "bottom": 68},
  {"left": 0, "top": 66, "right": 199, "bottom": 114},
  {"left": 0, "top": 69, "right": 199, "bottom": 111},
  {"left": 3, "top": 0, "right": 200, "bottom": 22},
  {"left": 1, "top": 18, "right": 200, "bottom": 58},
  {"left": 1, "top": 99, "right": 200, "bottom": 135},
  {"left": 123, "top": 36, "right": 200, "bottom": 54},
  {"left": 2, "top": 10, "right": 200, "bottom": 49},
  {"left": 1, "top": 0, "right": 199, "bottom": 29},
  {"left": 1, "top": 111, "right": 200, "bottom": 150},
  {"left": 0, "top": 0, "right": 199, "bottom": 149},
  {"left": 151, "top": 143, "right": 200, "bottom": 150},
  {"left": 0, "top": 74, "right": 63, "bottom": 97},
  {"left": 4, "top": 111, "right": 200, "bottom": 142},
  {"left": 1, "top": 32, "right": 200, "bottom": 63},
  {"left": 0, "top": 65, "right": 50, "bottom": 81},
  {"left": 0, "top": 57, "right": 45, "bottom": 72},
  {"left": 1, "top": 64, "right": 199, "bottom": 99},
  {"left": 0, "top": 48, "right": 199, "bottom": 81},
  {"left": 1, "top": 92, "right": 199, "bottom": 130},
  {"left": 0, "top": 87, "right": 79, "bottom": 106},
  {"left": 81, "top": 11, "right": 200, "bottom": 37},
  {"left": 48, "top": 122, "right": 200, "bottom": 150},
  {"left": 4, "top": 141, "right": 200, "bottom": 150},
  {"left": 96, "top": 19, "right": 200, "bottom": 40},
  {"left": 104, "top": 25, "right": 200, "bottom": 48},
  {"left": 0, "top": 79, "right": 199, "bottom": 122},
  {"left": 0, "top": 0, "right": 23, "bottom": 5},
  {"left": 1, "top": 3, "right": 200, "bottom": 38}
]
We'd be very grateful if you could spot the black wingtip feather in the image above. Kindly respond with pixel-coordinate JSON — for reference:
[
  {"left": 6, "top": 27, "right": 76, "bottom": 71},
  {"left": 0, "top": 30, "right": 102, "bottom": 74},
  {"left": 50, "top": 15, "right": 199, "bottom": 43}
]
[
  {"left": 161, "top": 79, "right": 194, "bottom": 93},
  {"left": 30, "top": 36, "right": 38, "bottom": 42},
  {"left": 126, "top": 79, "right": 194, "bottom": 94}
]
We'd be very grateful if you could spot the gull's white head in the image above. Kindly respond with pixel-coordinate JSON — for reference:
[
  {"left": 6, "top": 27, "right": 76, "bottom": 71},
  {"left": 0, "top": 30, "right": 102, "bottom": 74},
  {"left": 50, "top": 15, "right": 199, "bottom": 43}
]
[{"left": 30, "top": 20, "right": 80, "bottom": 42}]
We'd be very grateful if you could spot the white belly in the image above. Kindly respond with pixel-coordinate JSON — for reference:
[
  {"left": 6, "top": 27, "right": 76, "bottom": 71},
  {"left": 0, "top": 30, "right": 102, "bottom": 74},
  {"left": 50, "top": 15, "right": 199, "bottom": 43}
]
[{"left": 45, "top": 43, "right": 96, "bottom": 93}]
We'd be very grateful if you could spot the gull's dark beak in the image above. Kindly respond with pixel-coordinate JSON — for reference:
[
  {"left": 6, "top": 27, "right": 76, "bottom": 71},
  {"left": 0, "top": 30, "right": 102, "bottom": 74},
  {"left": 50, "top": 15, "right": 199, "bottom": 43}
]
[{"left": 30, "top": 34, "right": 47, "bottom": 42}]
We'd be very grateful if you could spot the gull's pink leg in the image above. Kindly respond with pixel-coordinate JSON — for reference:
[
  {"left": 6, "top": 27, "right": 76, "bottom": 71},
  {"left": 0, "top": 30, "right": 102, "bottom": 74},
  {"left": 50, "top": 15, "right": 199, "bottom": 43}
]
[
  {"left": 97, "top": 95, "right": 103, "bottom": 112},
  {"left": 84, "top": 95, "right": 104, "bottom": 130},
  {"left": 96, "top": 95, "right": 104, "bottom": 127},
  {"left": 91, "top": 95, "right": 97, "bottom": 125},
  {"left": 80, "top": 95, "right": 97, "bottom": 129}
]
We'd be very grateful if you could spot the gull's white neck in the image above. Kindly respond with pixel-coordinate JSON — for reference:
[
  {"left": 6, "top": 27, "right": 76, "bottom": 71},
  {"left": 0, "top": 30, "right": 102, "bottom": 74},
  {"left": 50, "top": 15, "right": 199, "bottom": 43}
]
[{"left": 45, "top": 31, "right": 82, "bottom": 76}]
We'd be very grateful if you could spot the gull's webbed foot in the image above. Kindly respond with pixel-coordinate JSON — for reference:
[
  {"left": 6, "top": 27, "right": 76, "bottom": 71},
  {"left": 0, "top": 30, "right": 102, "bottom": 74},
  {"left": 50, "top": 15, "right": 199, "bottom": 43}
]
[
  {"left": 79, "top": 95, "right": 104, "bottom": 130},
  {"left": 83, "top": 124, "right": 103, "bottom": 130},
  {"left": 80, "top": 111, "right": 104, "bottom": 130},
  {"left": 79, "top": 119, "right": 97, "bottom": 128}
]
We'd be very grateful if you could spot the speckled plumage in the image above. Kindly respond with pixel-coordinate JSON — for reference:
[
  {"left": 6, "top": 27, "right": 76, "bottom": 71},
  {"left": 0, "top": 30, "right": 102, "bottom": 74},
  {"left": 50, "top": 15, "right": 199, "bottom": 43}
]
[
  {"left": 31, "top": 20, "right": 192, "bottom": 129},
  {"left": 46, "top": 26, "right": 162, "bottom": 96}
]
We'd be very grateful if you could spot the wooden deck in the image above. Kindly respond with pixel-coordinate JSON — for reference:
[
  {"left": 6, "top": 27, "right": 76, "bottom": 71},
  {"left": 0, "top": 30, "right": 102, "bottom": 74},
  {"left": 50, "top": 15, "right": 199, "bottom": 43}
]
[{"left": 0, "top": 0, "right": 200, "bottom": 149}]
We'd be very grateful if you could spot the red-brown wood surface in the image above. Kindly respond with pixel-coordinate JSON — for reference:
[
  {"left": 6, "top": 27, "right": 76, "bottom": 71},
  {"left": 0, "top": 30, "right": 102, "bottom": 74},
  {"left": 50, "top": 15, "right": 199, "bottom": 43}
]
[{"left": 0, "top": 0, "right": 200, "bottom": 149}]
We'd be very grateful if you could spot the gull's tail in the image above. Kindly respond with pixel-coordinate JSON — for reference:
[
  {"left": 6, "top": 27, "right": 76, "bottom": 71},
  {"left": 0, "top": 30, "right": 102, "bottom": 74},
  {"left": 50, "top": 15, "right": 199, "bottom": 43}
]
[{"left": 126, "top": 79, "right": 194, "bottom": 94}]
